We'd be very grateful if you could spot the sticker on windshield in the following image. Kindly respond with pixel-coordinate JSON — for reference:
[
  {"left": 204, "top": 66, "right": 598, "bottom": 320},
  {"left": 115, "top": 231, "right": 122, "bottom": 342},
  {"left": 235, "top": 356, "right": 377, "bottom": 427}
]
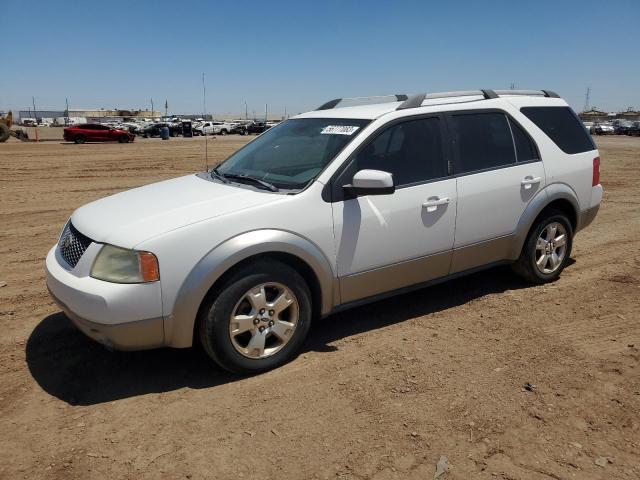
[{"left": 321, "top": 125, "right": 360, "bottom": 135}]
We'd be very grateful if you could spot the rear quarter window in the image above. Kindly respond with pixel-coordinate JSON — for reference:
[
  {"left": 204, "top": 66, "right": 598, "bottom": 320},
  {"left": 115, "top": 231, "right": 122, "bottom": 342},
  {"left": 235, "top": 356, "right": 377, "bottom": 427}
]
[{"left": 521, "top": 106, "right": 595, "bottom": 154}]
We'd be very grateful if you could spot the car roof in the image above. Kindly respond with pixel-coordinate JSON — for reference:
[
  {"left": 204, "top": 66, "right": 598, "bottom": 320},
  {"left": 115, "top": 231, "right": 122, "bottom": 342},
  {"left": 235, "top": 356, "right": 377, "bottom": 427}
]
[{"left": 294, "top": 90, "right": 568, "bottom": 121}]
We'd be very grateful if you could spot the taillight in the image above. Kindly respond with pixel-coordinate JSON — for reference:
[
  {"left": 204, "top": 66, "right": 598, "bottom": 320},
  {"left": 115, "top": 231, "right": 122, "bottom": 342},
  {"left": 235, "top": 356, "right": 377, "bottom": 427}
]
[{"left": 592, "top": 157, "right": 601, "bottom": 186}]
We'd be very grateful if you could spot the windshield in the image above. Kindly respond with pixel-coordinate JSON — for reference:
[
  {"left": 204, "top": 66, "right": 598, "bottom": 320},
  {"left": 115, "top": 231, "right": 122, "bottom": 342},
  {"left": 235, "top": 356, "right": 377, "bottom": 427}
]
[{"left": 215, "top": 118, "right": 370, "bottom": 190}]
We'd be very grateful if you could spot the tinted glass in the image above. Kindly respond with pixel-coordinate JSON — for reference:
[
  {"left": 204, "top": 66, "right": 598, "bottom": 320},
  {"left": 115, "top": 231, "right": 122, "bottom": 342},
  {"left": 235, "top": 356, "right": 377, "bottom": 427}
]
[
  {"left": 509, "top": 118, "right": 539, "bottom": 162},
  {"left": 449, "top": 112, "right": 515, "bottom": 173},
  {"left": 217, "top": 118, "right": 370, "bottom": 189},
  {"left": 521, "top": 106, "right": 595, "bottom": 154},
  {"left": 352, "top": 117, "right": 447, "bottom": 186}
]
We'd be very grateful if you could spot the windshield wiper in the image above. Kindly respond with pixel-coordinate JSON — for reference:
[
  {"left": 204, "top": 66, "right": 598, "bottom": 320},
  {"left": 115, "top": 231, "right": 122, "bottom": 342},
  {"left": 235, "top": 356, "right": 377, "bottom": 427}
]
[
  {"left": 210, "top": 167, "right": 229, "bottom": 184},
  {"left": 213, "top": 171, "right": 279, "bottom": 192}
]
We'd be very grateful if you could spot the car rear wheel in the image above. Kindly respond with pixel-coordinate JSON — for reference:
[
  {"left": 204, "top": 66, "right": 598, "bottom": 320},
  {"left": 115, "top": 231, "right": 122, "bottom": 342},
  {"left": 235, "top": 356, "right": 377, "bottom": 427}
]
[
  {"left": 74, "top": 135, "right": 86, "bottom": 144},
  {"left": 220, "top": 129, "right": 227, "bottom": 136},
  {"left": 512, "top": 209, "right": 573, "bottom": 284},
  {"left": 118, "top": 135, "right": 130, "bottom": 143},
  {"left": 198, "top": 260, "right": 312, "bottom": 374}
]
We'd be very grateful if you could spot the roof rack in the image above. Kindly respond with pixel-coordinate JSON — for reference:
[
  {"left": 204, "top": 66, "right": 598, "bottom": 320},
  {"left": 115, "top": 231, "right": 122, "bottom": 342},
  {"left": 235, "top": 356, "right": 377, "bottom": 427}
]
[
  {"left": 316, "top": 94, "right": 408, "bottom": 110},
  {"left": 396, "top": 89, "right": 560, "bottom": 111},
  {"left": 494, "top": 89, "right": 560, "bottom": 98}
]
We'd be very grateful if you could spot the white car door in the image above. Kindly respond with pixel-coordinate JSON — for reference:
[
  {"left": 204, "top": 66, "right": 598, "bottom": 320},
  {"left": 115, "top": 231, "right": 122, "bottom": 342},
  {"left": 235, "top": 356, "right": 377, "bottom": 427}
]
[
  {"left": 447, "top": 110, "right": 546, "bottom": 272},
  {"left": 331, "top": 116, "right": 457, "bottom": 304}
]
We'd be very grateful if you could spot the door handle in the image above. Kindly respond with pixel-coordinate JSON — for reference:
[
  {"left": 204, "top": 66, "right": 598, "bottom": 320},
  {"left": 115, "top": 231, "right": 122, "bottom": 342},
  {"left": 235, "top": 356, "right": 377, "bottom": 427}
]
[
  {"left": 521, "top": 176, "right": 541, "bottom": 190},
  {"left": 422, "top": 196, "right": 450, "bottom": 212}
]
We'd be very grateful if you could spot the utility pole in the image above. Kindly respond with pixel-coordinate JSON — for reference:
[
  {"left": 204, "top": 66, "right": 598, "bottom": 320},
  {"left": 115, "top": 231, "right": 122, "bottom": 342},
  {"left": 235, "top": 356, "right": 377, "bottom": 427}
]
[
  {"left": 202, "top": 72, "right": 209, "bottom": 170},
  {"left": 265, "top": 104, "right": 268, "bottom": 122},
  {"left": 165, "top": 99, "right": 168, "bottom": 118},
  {"left": 245, "top": 101, "right": 248, "bottom": 120},
  {"left": 510, "top": 82, "right": 515, "bottom": 90},
  {"left": 584, "top": 87, "right": 591, "bottom": 112},
  {"left": 284, "top": 106, "right": 287, "bottom": 119},
  {"left": 65, "top": 98, "right": 70, "bottom": 126},
  {"left": 151, "top": 98, "right": 154, "bottom": 117},
  {"left": 32, "top": 97, "right": 38, "bottom": 124}
]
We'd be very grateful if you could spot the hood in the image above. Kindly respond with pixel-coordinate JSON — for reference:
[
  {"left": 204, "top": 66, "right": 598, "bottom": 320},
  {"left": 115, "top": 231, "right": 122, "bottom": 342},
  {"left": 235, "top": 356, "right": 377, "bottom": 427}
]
[{"left": 71, "top": 174, "right": 282, "bottom": 248}]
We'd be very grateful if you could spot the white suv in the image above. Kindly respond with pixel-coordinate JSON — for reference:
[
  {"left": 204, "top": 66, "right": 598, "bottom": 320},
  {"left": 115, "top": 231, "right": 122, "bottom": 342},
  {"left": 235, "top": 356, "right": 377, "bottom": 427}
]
[{"left": 46, "top": 89, "right": 603, "bottom": 373}]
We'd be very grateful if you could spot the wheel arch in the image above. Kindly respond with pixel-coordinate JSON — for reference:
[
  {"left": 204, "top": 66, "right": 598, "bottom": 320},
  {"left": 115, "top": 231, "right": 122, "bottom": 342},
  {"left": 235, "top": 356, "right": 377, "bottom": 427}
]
[
  {"left": 509, "top": 183, "right": 580, "bottom": 259},
  {"left": 165, "top": 229, "right": 335, "bottom": 348}
]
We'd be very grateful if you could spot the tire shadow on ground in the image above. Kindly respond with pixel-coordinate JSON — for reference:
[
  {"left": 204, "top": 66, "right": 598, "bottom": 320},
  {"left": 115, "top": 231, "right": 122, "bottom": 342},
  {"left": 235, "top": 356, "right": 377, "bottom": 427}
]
[{"left": 26, "top": 263, "right": 569, "bottom": 405}]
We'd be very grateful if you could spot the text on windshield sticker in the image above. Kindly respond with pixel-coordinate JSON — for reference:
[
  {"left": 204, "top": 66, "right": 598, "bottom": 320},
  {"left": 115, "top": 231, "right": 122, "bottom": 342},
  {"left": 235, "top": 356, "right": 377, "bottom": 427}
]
[{"left": 321, "top": 125, "right": 360, "bottom": 135}]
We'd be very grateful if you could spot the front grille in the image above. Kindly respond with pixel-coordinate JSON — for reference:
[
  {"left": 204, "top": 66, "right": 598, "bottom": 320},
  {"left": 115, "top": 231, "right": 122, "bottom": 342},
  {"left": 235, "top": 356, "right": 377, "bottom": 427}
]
[{"left": 58, "top": 222, "right": 93, "bottom": 267}]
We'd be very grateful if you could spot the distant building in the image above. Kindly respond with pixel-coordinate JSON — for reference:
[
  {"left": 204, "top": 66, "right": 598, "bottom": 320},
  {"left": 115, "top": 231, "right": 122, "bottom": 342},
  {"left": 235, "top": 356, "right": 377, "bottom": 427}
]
[
  {"left": 578, "top": 108, "right": 609, "bottom": 122},
  {"left": 617, "top": 109, "right": 640, "bottom": 121},
  {"left": 18, "top": 108, "right": 160, "bottom": 122}
]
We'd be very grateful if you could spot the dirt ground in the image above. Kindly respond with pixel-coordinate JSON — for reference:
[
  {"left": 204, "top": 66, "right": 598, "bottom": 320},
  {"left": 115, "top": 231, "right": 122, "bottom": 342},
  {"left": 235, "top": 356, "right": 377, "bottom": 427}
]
[{"left": 0, "top": 133, "right": 638, "bottom": 480}]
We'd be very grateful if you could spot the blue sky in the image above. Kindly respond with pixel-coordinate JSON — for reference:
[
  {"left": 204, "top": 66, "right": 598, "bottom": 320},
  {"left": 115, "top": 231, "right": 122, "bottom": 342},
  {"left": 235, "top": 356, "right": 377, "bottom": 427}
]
[{"left": 1, "top": 0, "right": 638, "bottom": 116}]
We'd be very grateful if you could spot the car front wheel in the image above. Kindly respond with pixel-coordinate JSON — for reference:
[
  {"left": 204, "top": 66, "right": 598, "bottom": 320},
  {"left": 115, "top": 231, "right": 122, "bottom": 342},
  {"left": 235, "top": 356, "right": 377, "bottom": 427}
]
[
  {"left": 198, "top": 260, "right": 312, "bottom": 374},
  {"left": 74, "top": 135, "right": 86, "bottom": 144},
  {"left": 512, "top": 209, "right": 573, "bottom": 284}
]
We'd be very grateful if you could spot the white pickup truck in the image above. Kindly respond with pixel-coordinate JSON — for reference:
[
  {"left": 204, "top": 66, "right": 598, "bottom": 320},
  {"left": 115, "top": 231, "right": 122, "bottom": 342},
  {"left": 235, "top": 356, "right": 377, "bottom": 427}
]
[{"left": 194, "top": 121, "right": 234, "bottom": 136}]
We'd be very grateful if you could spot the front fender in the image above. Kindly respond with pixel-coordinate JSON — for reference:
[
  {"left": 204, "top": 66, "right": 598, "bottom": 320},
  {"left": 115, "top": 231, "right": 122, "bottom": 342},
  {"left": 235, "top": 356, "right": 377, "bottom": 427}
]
[
  {"left": 165, "top": 229, "right": 335, "bottom": 348},
  {"left": 509, "top": 182, "right": 580, "bottom": 259}
]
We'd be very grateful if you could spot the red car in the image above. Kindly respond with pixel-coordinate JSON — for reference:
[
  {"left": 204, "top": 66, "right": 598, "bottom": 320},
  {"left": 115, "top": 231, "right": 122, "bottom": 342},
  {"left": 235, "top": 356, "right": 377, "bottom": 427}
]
[{"left": 64, "top": 124, "right": 135, "bottom": 144}]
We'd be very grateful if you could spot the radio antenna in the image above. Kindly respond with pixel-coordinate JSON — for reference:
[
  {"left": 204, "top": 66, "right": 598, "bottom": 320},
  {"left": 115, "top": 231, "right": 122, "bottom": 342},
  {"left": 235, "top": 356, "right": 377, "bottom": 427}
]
[{"left": 202, "top": 72, "right": 208, "bottom": 171}]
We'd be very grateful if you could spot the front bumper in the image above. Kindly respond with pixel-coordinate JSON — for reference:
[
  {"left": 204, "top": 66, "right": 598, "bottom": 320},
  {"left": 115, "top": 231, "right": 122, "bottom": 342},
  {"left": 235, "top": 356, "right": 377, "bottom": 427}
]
[{"left": 45, "top": 245, "right": 164, "bottom": 350}]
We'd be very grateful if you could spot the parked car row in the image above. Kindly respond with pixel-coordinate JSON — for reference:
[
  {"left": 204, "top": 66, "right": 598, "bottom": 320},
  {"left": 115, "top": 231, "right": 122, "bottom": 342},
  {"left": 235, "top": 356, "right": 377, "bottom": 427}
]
[
  {"left": 62, "top": 119, "right": 282, "bottom": 143},
  {"left": 192, "top": 120, "right": 278, "bottom": 136},
  {"left": 583, "top": 119, "right": 640, "bottom": 136}
]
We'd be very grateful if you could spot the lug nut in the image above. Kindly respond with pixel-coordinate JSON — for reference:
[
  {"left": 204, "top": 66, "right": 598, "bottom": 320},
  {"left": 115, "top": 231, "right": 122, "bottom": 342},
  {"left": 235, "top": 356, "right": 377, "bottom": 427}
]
[
  {"left": 268, "top": 310, "right": 275, "bottom": 316},
  {"left": 253, "top": 318, "right": 259, "bottom": 325},
  {"left": 268, "top": 320, "right": 274, "bottom": 327},
  {"left": 259, "top": 326, "right": 265, "bottom": 332},
  {"left": 259, "top": 308, "right": 265, "bottom": 314}
]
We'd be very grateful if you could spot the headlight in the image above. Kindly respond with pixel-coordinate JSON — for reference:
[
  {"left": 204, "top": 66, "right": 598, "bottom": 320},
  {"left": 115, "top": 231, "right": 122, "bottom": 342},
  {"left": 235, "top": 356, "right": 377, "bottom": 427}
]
[{"left": 91, "top": 245, "right": 159, "bottom": 283}]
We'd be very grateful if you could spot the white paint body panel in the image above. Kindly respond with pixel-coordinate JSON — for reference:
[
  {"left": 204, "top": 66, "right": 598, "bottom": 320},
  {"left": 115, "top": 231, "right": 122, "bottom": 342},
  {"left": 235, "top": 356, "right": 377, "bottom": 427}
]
[
  {"left": 71, "top": 175, "right": 283, "bottom": 248},
  {"left": 134, "top": 181, "right": 336, "bottom": 323},
  {"left": 332, "top": 179, "right": 457, "bottom": 276},
  {"left": 454, "top": 162, "right": 546, "bottom": 248}
]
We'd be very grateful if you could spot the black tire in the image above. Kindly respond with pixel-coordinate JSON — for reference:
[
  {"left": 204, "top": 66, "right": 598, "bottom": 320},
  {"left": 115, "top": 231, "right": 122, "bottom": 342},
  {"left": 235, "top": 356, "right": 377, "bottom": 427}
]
[
  {"left": 0, "top": 124, "right": 10, "bottom": 143},
  {"left": 118, "top": 135, "right": 129, "bottom": 143},
  {"left": 74, "top": 135, "right": 86, "bottom": 144},
  {"left": 220, "top": 129, "right": 227, "bottom": 136},
  {"left": 198, "top": 260, "right": 312, "bottom": 374},
  {"left": 512, "top": 209, "right": 573, "bottom": 284}
]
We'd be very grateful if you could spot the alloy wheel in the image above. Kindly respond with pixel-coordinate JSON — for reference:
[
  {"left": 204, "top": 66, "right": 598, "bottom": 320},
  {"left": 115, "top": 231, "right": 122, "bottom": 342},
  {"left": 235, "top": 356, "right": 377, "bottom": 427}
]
[
  {"left": 228, "top": 282, "right": 299, "bottom": 359},
  {"left": 535, "top": 221, "right": 567, "bottom": 274}
]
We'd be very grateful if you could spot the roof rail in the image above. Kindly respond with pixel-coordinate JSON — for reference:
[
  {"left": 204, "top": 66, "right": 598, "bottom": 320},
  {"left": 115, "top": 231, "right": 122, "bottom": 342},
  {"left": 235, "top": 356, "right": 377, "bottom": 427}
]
[
  {"left": 316, "top": 94, "right": 408, "bottom": 110},
  {"left": 494, "top": 89, "right": 560, "bottom": 98},
  {"left": 397, "top": 90, "right": 497, "bottom": 110},
  {"left": 396, "top": 89, "right": 561, "bottom": 111}
]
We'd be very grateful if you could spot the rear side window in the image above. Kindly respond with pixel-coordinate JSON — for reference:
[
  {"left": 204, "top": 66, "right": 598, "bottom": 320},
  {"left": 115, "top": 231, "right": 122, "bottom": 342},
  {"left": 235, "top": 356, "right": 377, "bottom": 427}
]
[
  {"left": 449, "top": 112, "right": 515, "bottom": 174},
  {"left": 508, "top": 118, "right": 539, "bottom": 162},
  {"left": 352, "top": 117, "right": 447, "bottom": 186},
  {"left": 521, "top": 106, "right": 595, "bottom": 154}
]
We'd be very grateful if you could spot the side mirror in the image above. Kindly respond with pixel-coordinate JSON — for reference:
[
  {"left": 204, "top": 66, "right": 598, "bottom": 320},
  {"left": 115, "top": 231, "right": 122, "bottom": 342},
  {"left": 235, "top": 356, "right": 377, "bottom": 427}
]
[{"left": 343, "top": 169, "right": 395, "bottom": 196}]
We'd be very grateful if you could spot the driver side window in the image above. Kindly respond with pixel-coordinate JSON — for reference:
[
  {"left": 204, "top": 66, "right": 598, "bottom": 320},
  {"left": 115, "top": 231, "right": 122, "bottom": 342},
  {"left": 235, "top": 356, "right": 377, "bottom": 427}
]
[{"left": 352, "top": 117, "right": 447, "bottom": 187}]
